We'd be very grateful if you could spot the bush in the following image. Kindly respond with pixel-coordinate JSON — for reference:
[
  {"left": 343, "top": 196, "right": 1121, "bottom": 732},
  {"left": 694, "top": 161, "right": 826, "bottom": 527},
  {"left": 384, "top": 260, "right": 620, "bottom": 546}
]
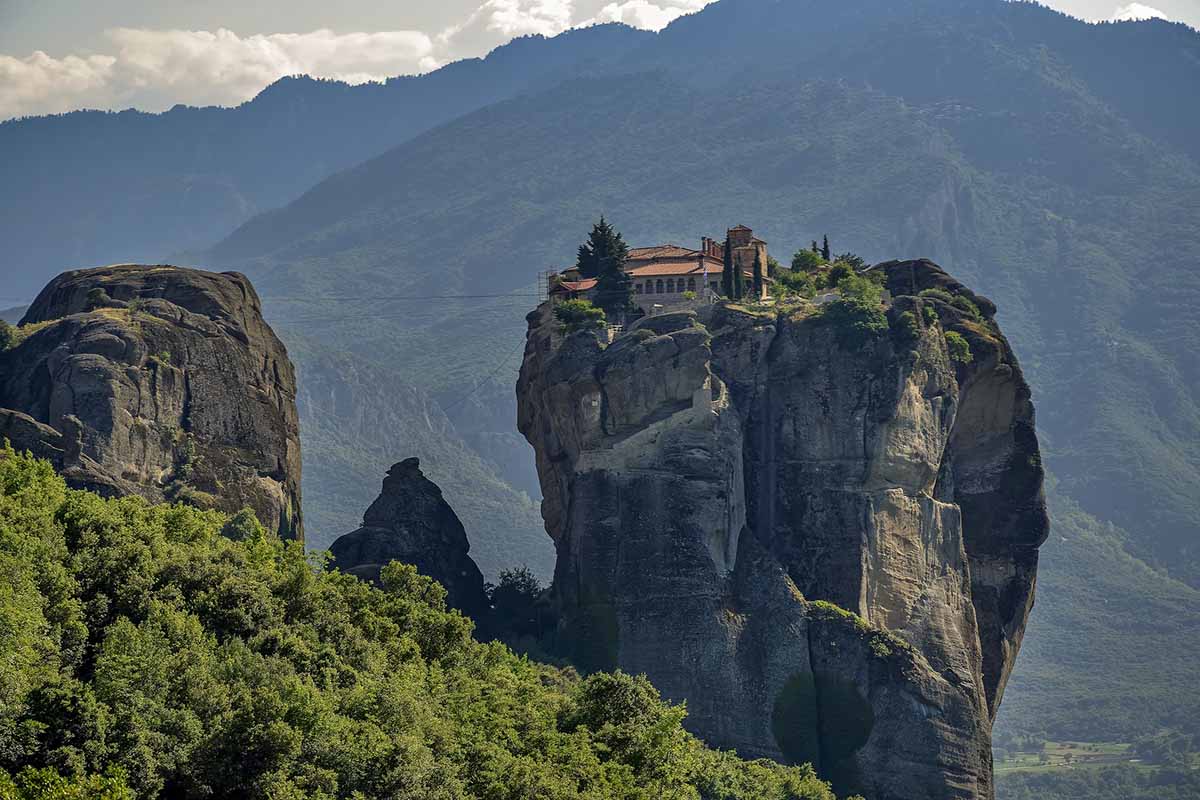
[
  {"left": 821, "top": 298, "right": 888, "bottom": 349},
  {"left": 791, "top": 249, "right": 825, "bottom": 272},
  {"left": 837, "top": 273, "right": 882, "bottom": 306},
  {"left": 944, "top": 331, "right": 973, "bottom": 363},
  {"left": 892, "top": 310, "right": 920, "bottom": 344},
  {"left": 922, "top": 304, "right": 938, "bottom": 325},
  {"left": 0, "top": 320, "right": 14, "bottom": 351},
  {"left": 776, "top": 269, "right": 816, "bottom": 298},
  {"left": 826, "top": 262, "right": 853, "bottom": 288},
  {"left": 554, "top": 298, "right": 606, "bottom": 334},
  {"left": 918, "top": 288, "right": 954, "bottom": 304},
  {"left": 950, "top": 295, "right": 982, "bottom": 320}
]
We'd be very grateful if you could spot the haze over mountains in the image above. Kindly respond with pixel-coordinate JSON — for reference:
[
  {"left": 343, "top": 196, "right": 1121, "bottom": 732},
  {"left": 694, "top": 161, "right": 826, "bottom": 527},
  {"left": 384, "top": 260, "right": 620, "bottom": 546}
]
[{"left": 3, "top": 0, "right": 1200, "bottom": 795}]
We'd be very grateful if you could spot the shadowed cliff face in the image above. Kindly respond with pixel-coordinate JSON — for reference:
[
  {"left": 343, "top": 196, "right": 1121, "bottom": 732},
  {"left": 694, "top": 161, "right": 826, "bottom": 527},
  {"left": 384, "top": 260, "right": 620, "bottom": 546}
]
[
  {"left": 516, "top": 259, "right": 1047, "bottom": 800},
  {"left": 0, "top": 264, "right": 302, "bottom": 540}
]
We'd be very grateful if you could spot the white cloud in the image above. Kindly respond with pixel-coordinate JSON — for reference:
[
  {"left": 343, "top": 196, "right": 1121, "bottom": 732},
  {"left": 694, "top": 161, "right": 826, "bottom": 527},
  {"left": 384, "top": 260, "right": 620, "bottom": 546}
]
[
  {"left": 588, "top": 0, "right": 708, "bottom": 31},
  {"left": 437, "top": 0, "right": 575, "bottom": 61},
  {"left": 0, "top": 0, "right": 718, "bottom": 121},
  {"left": 0, "top": 27, "right": 436, "bottom": 120},
  {"left": 1110, "top": 3, "right": 1169, "bottom": 21}
]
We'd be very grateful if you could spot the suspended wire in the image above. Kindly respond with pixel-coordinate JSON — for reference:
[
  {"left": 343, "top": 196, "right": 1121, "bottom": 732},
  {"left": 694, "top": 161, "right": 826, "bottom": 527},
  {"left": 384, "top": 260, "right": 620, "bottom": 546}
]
[{"left": 440, "top": 335, "right": 530, "bottom": 416}]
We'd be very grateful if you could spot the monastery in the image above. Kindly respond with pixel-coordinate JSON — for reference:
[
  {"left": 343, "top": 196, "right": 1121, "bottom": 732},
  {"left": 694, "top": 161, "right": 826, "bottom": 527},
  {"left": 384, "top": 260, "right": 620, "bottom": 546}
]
[{"left": 551, "top": 225, "right": 770, "bottom": 314}]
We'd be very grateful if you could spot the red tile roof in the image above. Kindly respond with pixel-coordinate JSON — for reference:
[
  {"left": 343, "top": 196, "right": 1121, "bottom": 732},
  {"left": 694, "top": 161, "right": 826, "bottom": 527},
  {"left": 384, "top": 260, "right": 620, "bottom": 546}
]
[{"left": 552, "top": 278, "right": 597, "bottom": 293}]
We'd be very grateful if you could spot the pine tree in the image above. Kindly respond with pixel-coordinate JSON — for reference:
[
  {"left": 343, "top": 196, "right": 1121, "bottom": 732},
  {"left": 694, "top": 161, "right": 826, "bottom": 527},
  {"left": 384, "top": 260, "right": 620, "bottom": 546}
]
[
  {"left": 580, "top": 217, "right": 633, "bottom": 320},
  {"left": 752, "top": 251, "right": 764, "bottom": 298},
  {"left": 821, "top": 235, "right": 831, "bottom": 261},
  {"left": 576, "top": 216, "right": 629, "bottom": 280},
  {"left": 811, "top": 240, "right": 820, "bottom": 255},
  {"left": 721, "top": 238, "right": 734, "bottom": 298}
]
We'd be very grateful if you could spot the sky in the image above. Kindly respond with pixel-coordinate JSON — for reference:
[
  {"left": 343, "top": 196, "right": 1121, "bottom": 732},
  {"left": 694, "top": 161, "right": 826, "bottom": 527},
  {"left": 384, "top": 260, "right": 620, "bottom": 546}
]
[{"left": 0, "top": 0, "right": 1197, "bottom": 122}]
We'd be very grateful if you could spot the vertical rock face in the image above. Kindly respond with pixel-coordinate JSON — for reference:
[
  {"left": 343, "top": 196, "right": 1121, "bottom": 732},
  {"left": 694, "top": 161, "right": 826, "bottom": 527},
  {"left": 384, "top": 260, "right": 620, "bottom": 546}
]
[
  {"left": 516, "top": 259, "right": 1047, "bottom": 800},
  {"left": 0, "top": 264, "right": 302, "bottom": 540},
  {"left": 329, "top": 458, "right": 490, "bottom": 621}
]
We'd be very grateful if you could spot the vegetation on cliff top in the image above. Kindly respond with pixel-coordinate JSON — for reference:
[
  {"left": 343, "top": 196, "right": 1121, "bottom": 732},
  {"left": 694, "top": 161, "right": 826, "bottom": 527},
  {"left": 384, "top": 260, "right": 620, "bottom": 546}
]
[{"left": 0, "top": 445, "right": 839, "bottom": 800}]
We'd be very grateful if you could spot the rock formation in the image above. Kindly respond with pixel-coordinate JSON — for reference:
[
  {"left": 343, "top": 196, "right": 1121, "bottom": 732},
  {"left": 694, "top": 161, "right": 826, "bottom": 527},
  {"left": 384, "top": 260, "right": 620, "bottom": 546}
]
[
  {"left": 516, "top": 259, "right": 1047, "bottom": 800},
  {"left": 330, "top": 458, "right": 490, "bottom": 621},
  {"left": 0, "top": 264, "right": 302, "bottom": 540}
]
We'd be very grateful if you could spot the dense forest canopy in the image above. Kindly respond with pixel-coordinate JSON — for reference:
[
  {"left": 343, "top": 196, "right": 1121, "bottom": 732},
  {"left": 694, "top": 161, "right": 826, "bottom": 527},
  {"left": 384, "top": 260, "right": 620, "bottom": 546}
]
[{"left": 0, "top": 445, "right": 842, "bottom": 800}]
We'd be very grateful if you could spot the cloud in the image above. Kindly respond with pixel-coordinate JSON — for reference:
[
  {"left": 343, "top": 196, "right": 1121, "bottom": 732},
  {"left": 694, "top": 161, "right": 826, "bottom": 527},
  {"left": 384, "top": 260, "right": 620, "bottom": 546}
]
[
  {"left": 437, "top": 0, "right": 575, "bottom": 61},
  {"left": 587, "top": 0, "right": 708, "bottom": 31},
  {"left": 0, "top": 27, "right": 436, "bottom": 120},
  {"left": 0, "top": 0, "right": 718, "bottom": 121},
  {"left": 1109, "top": 3, "right": 1169, "bottom": 21}
]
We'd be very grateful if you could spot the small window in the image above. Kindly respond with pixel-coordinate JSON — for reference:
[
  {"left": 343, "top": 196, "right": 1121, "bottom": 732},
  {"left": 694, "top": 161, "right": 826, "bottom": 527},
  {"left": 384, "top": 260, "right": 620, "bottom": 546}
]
[
  {"left": 687, "top": 278, "right": 696, "bottom": 292},
  {"left": 656, "top": 279, "right": 664, "bottom": 294},
  {"left": 636, "top": 283, "right": 643, "bottom": 294}
]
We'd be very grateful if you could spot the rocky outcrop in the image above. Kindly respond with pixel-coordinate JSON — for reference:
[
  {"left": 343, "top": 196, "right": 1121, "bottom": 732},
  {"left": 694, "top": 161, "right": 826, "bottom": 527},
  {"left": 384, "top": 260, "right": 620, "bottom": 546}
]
[
  {"left": 516, "top": 259, "right": 1047, "bottom": 800},
  {"left": 330, "top": 458, "right": 489, "bottom": 621},
  {"left": 0, "top": 264, "right": 302, "bottom": 539}
]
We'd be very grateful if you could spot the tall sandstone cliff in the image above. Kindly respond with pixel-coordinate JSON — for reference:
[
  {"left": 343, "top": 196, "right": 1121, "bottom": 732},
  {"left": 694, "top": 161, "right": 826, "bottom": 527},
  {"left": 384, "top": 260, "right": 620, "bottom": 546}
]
[
  {"left": 517, "top": 259, "right": 1047, "bottom": 800},
  {"left": 0, "top": 265, "right": 302, "bottom": 539}
]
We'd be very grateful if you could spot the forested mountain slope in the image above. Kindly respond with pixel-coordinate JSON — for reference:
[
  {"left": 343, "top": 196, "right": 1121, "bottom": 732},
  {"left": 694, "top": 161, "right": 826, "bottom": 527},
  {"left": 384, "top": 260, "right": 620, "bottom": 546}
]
[
  {"left": 201, "top": 0, "right": 1200, "bottom": 769},
  {"left": 0, "top": 23, "right": 650, "bottom": 301}
]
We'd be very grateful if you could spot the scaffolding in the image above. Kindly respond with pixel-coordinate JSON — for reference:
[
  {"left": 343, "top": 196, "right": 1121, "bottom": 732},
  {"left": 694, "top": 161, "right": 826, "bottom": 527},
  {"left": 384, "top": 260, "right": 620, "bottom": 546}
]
[{"left": 536, "top": 270, "right": 555, "bottom": 303}]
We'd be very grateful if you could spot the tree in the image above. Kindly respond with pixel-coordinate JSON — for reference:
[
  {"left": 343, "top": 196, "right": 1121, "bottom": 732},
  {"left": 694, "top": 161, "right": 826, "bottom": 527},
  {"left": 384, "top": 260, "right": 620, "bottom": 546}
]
[
  {"left": 554, "top": 299, "right": 606, "bottom": 333},
  {"left": 732, "top": 253, "right": 746, "bottom": 300},
  {"left": 721, "top": 238, "right": 734, "bottom": 298},
  {"left": 792, "top": 249, "right": 824, "bottom": 271},
  {"left": 766, "top": 255, "right": 782, "bottom": 277},
  {"left": 575, "top": 216, "right": 628, "bottom": 280},
  {"left": 821, "top": 235, "right": 831, "bottom": 261},
  {"left": 488, "top": 566, "right": 544, "bottom": 639},
  {"left": 811, "top": 240, "right": 820, "bottom": 255},
  {"left": 577, "top": 217, "right": 634, "bottom": 319},
  {"left": 752, "top": 251, "right": 764, "bottom": 297},
  {"left": 0, "top": 320, "right": 14, "bottom": 352}
]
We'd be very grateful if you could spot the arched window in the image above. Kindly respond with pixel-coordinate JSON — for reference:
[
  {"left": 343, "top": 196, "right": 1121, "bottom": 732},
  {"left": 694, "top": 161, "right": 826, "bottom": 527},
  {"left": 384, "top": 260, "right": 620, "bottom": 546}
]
[
  {"left": 687, "top": 278, "right": 696, "bottom": 292},
  {"left": 656, "top": 279, "right": 664, "bottom": 294},
  {"left": 636, "top": 283, "right": 643, "bottom": 294},
  {"left": 667, "top": 279, "right": 676, "bottom": 293}
]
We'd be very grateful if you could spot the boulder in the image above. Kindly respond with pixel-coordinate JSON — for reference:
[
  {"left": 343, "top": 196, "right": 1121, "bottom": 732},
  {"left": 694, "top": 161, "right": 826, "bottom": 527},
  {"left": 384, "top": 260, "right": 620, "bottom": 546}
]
[{"left": 0, "top": 264, "right": 302, "bottom": 539}]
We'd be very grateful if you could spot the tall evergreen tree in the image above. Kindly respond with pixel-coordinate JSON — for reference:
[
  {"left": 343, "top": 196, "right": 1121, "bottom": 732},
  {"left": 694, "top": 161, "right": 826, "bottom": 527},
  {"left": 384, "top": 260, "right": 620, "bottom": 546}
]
[
  {"left": 721, "top": 238, "right": 734, "bottom": 298},
  {"left": 578, "top": 217, "right": 633, "bottom": 320},
  {"left": 821, "top": 235, "right": 831, "bottom": 261},
  {"left": 576, "top": 217, "right": 629, "bottom": 280},
  {"left": 811, "top": 240, "right": 820, "bottom": 255},
  {"left": 752, "top": 251, "right": 764, "bottom": 298},
  {"left": 733, "top": 252, "right": 746, "bottom": 300}
]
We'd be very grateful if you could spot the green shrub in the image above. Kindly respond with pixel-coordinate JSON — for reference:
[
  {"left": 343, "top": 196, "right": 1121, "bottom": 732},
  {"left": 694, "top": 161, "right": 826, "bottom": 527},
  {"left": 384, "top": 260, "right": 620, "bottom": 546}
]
[
  {"left": 826, "top": 262, "right": 853, "bottom": 288},
  {"left": 820, "top": 298, "right": 888, "bottom": 349},
  {"left": 791, "top": 249, "right": 825, "bottom": 272},
  {"left": 918, "top": 288, "right": 954, "bottom": 304},
  {"left": 892, "top": 311, "right": 920, "bottom": 344},
  {"left": 836, "top": 273, "right": 882, "bottom": 306},
  {"left": 554, "top": 298, "right": 606, "bottom": 334},
  {"left": 944, "top": 331, "right": 973, "bottom": 363},
  {"left": 950, "top": 295, "right": 982, "bottom": 320},
  {"left": 0, "top": 320, "right": 14, "bottom": 351},
  {"left": 0, "top": 446, "right": 838, "bottom": 800},
  {"left": 922, "top": 305, "right": 938, "bottom": 325},
  {"left": 776, "top": 269, "right": 816, "bottom": 298}
]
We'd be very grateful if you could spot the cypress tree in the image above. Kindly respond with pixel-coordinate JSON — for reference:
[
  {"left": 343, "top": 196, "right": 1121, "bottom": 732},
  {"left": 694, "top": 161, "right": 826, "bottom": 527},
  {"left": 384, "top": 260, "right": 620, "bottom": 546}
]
[
  {"left": 821, "top": 235, "right": 831, "bottom": 261},
  {"left": 721, "top": 238, "right": 734, "bottom": 298},
  {"left": 733, "top": 252, "right": 746, "bottom": 300},
  {"left": 583, "top": 217, "right": 634, "bottom": 321},
  {"left": 811, "top": 240, "right": 820, "bottom": 255},
  {"left": 576, "top": 216, "right": 628, "bottom": 280},
  {"left": 752, "top": 251, "right": 764, "bottom": 298}
]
